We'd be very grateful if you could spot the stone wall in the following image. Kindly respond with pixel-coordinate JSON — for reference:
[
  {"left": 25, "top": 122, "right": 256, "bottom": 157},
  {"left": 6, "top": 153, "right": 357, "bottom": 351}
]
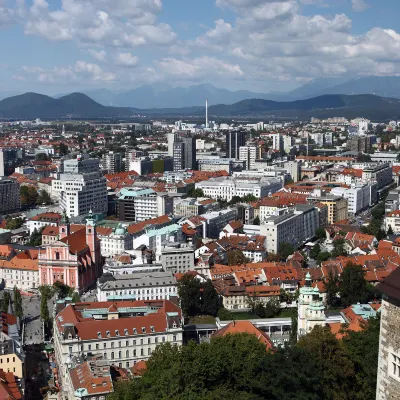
[{"left": 377, "top": 296, "right": 400, "bottom": 400}]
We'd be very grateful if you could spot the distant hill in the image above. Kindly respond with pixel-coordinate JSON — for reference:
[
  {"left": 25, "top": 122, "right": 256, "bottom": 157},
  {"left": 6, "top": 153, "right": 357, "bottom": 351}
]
[
  {"left": 0, "top": 92, "right": 137, "bottom": 119},
  {"left": 1, "top": 92, "right": 400, "bottom": 120}
]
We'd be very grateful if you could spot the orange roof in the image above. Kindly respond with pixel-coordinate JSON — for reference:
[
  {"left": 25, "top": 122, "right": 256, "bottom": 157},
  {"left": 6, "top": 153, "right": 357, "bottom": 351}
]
[
  {"left": 70, "top": 362, "right": 113, "bottom": 396},
  {"left": 329, "top": 321, "right": 363, "bottom": 340},
  {"left": 131, "top": 360, "right": 147, "bottom": 377},
  {"left": 42, "top": 226, "right": 58, "bottom": 236},
  {"left": 30, "top": 212, "right": 61, "bottom": 222},
  {"left": 127, "top": 215, "right": 171, "bottom": 235},
  {"left": 212, "top": 320, "right": 275, "bottom": 351},
  {"left": 0, "top": 369, "right": 22, "bottom": 400}
]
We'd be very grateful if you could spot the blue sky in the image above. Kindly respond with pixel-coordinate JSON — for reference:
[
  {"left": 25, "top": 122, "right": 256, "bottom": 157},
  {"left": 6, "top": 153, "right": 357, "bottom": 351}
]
[{"left": 1, "top": 0, "right": 400, "bottom": 94}]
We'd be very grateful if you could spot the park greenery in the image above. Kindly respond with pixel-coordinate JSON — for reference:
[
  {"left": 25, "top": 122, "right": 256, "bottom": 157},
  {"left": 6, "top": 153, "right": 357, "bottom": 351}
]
[
  {"left": 109, "top": 318, "right": 380, "bottom": 400},
  {"left": 20, "top": 186, "right": 52, "bottom": 208},
  {"left": 4, "top": 216, "right": 24, "bottom": 230},
  {"left": 177, "top": 274, "right": 220, "bottom": 318},
  {"left": 324, "top": 262, "right": 380, "bottom": 307}
]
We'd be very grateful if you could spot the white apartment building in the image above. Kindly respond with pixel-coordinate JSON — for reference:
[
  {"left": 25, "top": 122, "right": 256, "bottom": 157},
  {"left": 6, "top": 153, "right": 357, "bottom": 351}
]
[
  {"left": 260, "top": 205, "right": 319, "bottom": 254},
  {"left": 54, "top": 300, "right": 183, "bottom": 388},
  {"left": 98, "top": 225, "right": 133, "bottom": 258},
  {"left": 96, "top": 271, "right": 177, "bottom": 302},
  {"left": 351, "top": 162, "right": 393, "bottom": 189},
  {"left": 116, "top": 188, "right": 173, "bottom": 222},
  {"left": 195, "top": 176, "right": 282, "bottom": 202},
  {"left": 284, "top": 160, "right": 302, "bottom": 183},
  {"left": 330, "top": 183, "right": 378, "bottom": 215},
  {"left": 26, "top": 212, "right": 61, "bottom": 235},
  {"left": 239, "top": 146, "right": 256, "bottom": 170},
  {"left": 270, "top": 133, "right": 283, "bottom": 151},
  {"left": 0, "top": 178, "right": 20, "bottom": 213},
  {"left": 384, "top": 210, "right": 400, "bottom": 233},
  {"left": 101, "top": 151, "right": 122, "bottom": 174},
  {"left": 0, "top": 251, "right": 39, "bottom": 290},
  {"left": 157, "top": 243, "right": 195, "bottom": 274},
  {"left": 52, "top": 156, "right": 107, "bottom": 218}
]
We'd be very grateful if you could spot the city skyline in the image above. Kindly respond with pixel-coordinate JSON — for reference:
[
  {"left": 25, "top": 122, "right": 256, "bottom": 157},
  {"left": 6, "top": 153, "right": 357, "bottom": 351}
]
[{"left": 0, "top": 0, "right": 399, "bottom": 94}]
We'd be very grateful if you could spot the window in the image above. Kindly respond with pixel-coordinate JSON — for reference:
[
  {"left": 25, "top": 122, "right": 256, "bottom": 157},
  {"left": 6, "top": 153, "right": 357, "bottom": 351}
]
[
  {"left": 106, "top": 331, "right": 110, "bottom": 337},
  {"left": 111, "top": 352, "right": 114, "bottom": 359},
  {"left": 150, "top": 326, "right": 155, "bottom": 333},
  {"left": 141, "top": 349, "right": 144, "bottom": 356},
  {"left": 55, "top": 252, "right": 60, "bottom": 260},
  {"left": 115, "top": 330, "right": 120, "bottom": 336},
  {"left": 147, "top": 338, "right": 151, "bottom": 344},
  {"left": 142, "top": 327, "right": 146, "bottom": 333},
  {"left": 390, "top": 351, "right": 400, "bottom": 381},
  {"left": 103, "top": 343, "right": 107, "bottom": 349},
  {"left": 125, "top": 340, "right": 129, "bottom": 346},
  {"left": 126, "top": 350, "right": 129, "bottom": 357},
  {"left": 111, "top": 342, "right": 114, "bottom": 348}
]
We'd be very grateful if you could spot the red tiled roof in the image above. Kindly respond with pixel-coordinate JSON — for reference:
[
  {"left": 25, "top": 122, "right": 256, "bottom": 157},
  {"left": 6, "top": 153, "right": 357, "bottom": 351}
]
[{"left": 212, "top": 320, "right": 275, "bottom": 351}]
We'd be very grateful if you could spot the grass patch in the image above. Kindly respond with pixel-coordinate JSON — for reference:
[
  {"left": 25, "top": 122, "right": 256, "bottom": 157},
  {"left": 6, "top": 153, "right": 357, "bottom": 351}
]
[
  {"left": 188, "top": 315, "right": 216, "bottom": 324},
  {"left": 277, "top": 308, "right": 297, "bottom": 318}
]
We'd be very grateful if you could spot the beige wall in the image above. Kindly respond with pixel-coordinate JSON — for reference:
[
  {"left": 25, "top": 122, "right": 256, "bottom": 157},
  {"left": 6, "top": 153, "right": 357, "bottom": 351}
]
[{"left": 0, "top": 353, "right": 24, "bottom": 378}]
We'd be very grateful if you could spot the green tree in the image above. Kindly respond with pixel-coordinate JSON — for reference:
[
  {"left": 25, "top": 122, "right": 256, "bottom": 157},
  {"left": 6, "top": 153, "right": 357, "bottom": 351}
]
[
  {"left": 71, "top": 292, "right": 81, "bottom": 303},
  {"left": 177, "top": 274, "right": 202, "bottom": 317},
  {"left": 28, "top": 227, "right": 44, "bottom": 246},
  {"left": 201, "top": 280, "right": 220, "bottom": 317},
  {"left": 35, "top": 153, "right": 50, "bottom": 161},
  {"left": 342, "top": 316, "right": 380, "bottom": 400},
  {"left": 387, "top": 225, "right": 394, "bottom": 235},
  {"left": 59, "top": 142, "right": 69, "bottom": 155},
  {"left": 324, "top": 271, "right": 340, "bottom": 306},
  {"left": 13, "top": 286, "right": 23, "bottom": 319},
  {"left": 40, "top": 295, "right": 50, "bottom": 323},
  {"left": 53, "top": 281, "right": 74, "bottom": 299},
  {"left": 316, "top": 227, "right": 326, "bottom": 240},
  {"left": 309, "top": 243, "right": 321, "bottom": 259},
  {"left": 38, "top": 285, "right": 54, "bottom": 299},
  {"left": 298, "top": 325, "right": 357, "bottom": 400},
  {"left": 37, "top": 190, "right": 52, "bottom": 205},
  {"left": 1, "top": 292, "right": 11, "bottom": 313},
  {"left": 227, "top": 249, "right": 248, "bottom": 266},
  {"left": 253, "top": 215, "right": 260, "bottom": 225},
  {"left": 20, "top": 186, "right": 39, "bottom": 208},
  {"left": 228, "top": 195, "right": 242, "bottom": 205},
  {"left": 339, "top": 262, "right": 372, "bottom": 307},
  {"left": 264, "top": 298, "right": 280, "bottom": 318},
  {"left": 316, "top": 251, "right": 331, "bottom": 264},
  {"left": 278, "top": 242, "right": 294, "bottom": 261},
  {"left": 332, "top": 238, "right": 347, "bottom": 257},
  {"left": 187, "top": 188, "right": 204, "bottom": 198},
  {"left": 5, "top": 217, "right": 24, "bottom": 230}
]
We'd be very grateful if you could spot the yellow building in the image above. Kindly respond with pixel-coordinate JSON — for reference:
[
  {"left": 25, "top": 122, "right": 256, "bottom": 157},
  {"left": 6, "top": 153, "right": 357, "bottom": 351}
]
[
  {"left": 0, "top": 336, "right": 25, "bottom": 379},
  {"left": 307, "top": 192, "right": 348, "bottom": 224}
]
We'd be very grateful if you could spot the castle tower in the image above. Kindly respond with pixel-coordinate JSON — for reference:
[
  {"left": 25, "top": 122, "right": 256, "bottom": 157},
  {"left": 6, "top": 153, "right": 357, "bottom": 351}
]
[
  {"left": 59, "top": 210, "right": 70, "bottom": 239},
  {"left": 305, "top": 286, "right": 326, "bottom": 334},
  {"left": 297, "top": 272, "right": 315, "bottom": 339}
]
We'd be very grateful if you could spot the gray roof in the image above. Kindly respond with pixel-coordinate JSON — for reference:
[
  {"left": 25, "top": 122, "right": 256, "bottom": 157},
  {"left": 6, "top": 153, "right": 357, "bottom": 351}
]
[{"left": 99, "top": 271, "right": 177, "bottom": 290}]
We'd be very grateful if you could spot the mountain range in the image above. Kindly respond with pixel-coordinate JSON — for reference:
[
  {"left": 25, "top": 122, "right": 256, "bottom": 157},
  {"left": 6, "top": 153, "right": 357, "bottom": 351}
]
[
  {"left": 48, "top": 76, "right": 400, "bottom": 109},
  {"left": 1, "top": 92, "right": 400, "bottom": 120}
]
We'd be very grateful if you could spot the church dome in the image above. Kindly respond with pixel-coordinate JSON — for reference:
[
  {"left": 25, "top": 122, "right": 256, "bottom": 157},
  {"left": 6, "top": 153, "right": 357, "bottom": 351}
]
[{"left": 114, "top": 224, "right": 126, "bottom": 235}]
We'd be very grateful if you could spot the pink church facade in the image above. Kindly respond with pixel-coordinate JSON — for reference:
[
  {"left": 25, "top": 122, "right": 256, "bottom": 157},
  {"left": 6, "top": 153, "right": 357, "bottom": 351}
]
[{"left": 38, "top": 215, "right": 103, "bottom": 294}]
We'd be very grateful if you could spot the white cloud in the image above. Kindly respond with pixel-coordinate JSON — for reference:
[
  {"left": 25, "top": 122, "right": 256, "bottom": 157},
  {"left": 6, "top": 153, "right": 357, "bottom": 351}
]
[
  {"left": 116, "top": 52, "right": 139, "bottom": 67},
  {"left": 88, "top": 49, "right": 107, "bottom": 61},
  {"left": 23, "top": 0, "right": 176, "bottom": 49},
  {"left": 351, "top": 0, "right": 369, "bottom": 12},
  {"left": 17, "top": 61, "right": 116, "bottom": 84},
  {"left": 156, "top": 56, "right": 244, "bottom": 80}
]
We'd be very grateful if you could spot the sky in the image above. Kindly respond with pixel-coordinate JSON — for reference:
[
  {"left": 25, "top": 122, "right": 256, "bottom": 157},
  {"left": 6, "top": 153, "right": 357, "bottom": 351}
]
[{"left": 1, "top": 0, "right": 400, "bottom": 94}]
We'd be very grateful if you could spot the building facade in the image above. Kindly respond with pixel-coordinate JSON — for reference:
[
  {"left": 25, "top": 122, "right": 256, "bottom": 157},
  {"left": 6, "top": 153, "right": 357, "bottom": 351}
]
[
  {"left": 376, "top": 268, "right": 400, "bottom": 399},
  {"left": 38, "top": 213, "right": 103, "bottom": 293},
  {"left": 101, "top": 151, "right": 122, "bottom": 174},
  {"left": 97, "top": 271, "right": 177, "bottom": 302},
  {"left": 52, "top": 155, "right": 108, "bottom": 218},
  {"left": 239, "top": 146, "right": 256, "bottom": 170},
  {"left": 226, "top": 131, "right": 246, "bottom": 159},
  {"left": 116, "top": 188, "right": 173, "bottom": 222},
  {"left": 53, "top": 299, "right": 183, "bottom": 388},
  {"left": 0, "top": 178, "right": 20, "bottom": 214}
]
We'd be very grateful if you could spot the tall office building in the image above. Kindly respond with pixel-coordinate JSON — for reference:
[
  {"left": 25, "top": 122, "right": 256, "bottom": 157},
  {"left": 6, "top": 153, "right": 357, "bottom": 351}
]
[
  {"left": 239, "top": 146, "right": 256, "bottom": 170},
  {"left": 101, "top": 151, "right": 122, "bottom": 173},
  {"left": 0, "top": 148, "right": 22, "bottom": 177},
  {"left": 168, "top": 133, "right": 176, "bottom": 157},
  {"left": 0, "top": 178, "right": 20, "bottom": 213},
  {"left": 52, "top": 155, "right": 108, "bottom": 218},
  {"left": 226, "top": 132, "right": 246, "bottom": 159},
  {"left": 173, "top": 137, "right": 196, "bottom": 171}
]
